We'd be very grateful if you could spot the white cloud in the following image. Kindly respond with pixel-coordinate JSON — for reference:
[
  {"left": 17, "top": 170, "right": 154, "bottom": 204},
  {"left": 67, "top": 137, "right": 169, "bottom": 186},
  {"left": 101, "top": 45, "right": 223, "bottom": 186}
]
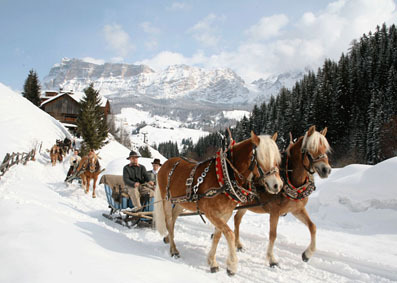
[
  {"left": 140, "top": 22, "right": 160, "bottom": 34},
  {"left": 209, "top": 0, "right": 397, "bottom": 82},
  {"left": 103, "top": 24, "right": 135, "bottom": 57},
  {"left": 138, "top": 0, "right": 397, "bottom": 84},
  {"left": 166, "top": 2, "right": 189, "bottom": 11},
  {"left": 110, "top": 57, "right": 124, "bottom": 63},
  {"left": 135, "top": 51, "right": 191, "bottom": 71},
  {"left": 82, "top": 57, "right": 105, "bottom": 65},
  {"left": 188, "top": 14, "right": 225, "bottom": 47},
  {"left": 245, "top": 14, "right": 289, "bottom": 40},
  {"left": 135, "top": 50, "right": 208, "bottom": 71}
]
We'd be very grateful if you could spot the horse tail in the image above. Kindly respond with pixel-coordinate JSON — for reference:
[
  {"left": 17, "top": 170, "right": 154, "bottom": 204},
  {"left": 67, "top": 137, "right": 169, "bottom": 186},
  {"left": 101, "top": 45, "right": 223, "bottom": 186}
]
[{"left": 154, "top": 179, "right": 167, "bottom": 236}]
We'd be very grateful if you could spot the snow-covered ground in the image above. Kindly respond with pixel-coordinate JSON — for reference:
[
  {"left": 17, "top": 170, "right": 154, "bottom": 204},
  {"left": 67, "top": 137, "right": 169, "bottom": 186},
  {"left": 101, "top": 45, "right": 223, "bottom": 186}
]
[
  {"left": 116, "top": 107, "right": 209, "bottom": 148},
  {"left": 1, "top": 83, "right": 397, "bottom": 282}
]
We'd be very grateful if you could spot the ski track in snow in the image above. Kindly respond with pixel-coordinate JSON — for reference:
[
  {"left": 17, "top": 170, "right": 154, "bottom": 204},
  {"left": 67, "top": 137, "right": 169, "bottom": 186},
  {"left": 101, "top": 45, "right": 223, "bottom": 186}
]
[{"left": 0, "top": 152, "right": 396, "bottom": 283}]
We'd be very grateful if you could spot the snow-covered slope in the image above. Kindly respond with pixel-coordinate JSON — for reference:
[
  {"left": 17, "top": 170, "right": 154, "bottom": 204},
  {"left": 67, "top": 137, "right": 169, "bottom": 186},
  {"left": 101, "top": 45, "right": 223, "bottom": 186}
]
[
  {"left": 116, "top": 107, "right": 210, "bottom": 149},
  {"left": 0, "top": 83, "right": 71, "bottom": 159}
]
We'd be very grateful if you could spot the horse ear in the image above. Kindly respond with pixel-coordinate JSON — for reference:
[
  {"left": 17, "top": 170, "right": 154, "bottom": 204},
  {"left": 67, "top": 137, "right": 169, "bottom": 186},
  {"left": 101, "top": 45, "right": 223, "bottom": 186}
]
[
  {"left": 321, "top": 127, "right": 328, "bottom": 136},
  {"left": 251, "top": 131, "right": 260, "bottom": 146},
  {"left": 307, "top": 125, "right": 316, "bottom": 136},
  {"left": 289, "top": 132, "right": 294, "bottom": 144},
  {"left": 272, "top": 132, "right": 278, "bottom": 141}
]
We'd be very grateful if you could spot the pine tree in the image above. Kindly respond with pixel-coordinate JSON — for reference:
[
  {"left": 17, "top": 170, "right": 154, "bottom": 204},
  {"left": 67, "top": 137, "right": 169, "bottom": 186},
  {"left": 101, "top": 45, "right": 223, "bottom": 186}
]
[
  {"left": 22, "top": 69, "right": 41, "bottom": 106},
  {"left": 139, "top": 145, "right": 152, "bottom": 158},
  {"left": 76, "top": 84, "right": 109, "bottom": 150}
]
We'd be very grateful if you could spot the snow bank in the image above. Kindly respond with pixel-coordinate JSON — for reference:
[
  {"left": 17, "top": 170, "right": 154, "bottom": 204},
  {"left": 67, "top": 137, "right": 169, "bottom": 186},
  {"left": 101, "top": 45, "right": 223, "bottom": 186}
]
[{"left": 0, "top": 83, "right": 71, "bottom": 159}]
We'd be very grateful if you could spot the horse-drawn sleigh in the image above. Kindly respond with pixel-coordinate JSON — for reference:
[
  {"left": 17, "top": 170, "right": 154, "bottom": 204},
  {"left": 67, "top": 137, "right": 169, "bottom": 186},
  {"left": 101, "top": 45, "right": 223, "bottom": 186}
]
[{"left": 65, "top": 150, "right": 105, "bottom": 198}]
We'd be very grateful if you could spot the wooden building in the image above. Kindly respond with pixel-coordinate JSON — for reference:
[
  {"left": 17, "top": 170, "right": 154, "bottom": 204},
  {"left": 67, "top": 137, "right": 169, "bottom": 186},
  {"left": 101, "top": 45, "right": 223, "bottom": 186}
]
[{"left": 40, "top": 91, "right": 110, "bottom": 129}]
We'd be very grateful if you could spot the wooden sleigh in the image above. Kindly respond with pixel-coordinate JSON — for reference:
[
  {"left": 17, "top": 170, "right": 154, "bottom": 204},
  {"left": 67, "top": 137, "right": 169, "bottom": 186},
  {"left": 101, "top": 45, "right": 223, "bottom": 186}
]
[{"left": 99, "top": 174, "right": 155, "bottom": 228}]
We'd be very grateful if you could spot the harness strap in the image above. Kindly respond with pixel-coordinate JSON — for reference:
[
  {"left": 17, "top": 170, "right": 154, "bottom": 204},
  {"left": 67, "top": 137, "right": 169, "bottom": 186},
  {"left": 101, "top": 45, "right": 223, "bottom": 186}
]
[
  {"left": 166, "top": 161, "right": 180, "bottom": 201},
  {"left": 186, "top": 162, "right": 200, "bottom": 200},
  {"left": 280, "top": 152, "right": 316, "bottom": 201}
]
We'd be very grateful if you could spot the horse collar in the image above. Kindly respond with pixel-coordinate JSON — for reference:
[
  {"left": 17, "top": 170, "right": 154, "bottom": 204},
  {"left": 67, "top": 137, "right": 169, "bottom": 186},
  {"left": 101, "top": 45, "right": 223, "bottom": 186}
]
[{"left": 215, "top": 149, "right": 255, "bottom": 204}]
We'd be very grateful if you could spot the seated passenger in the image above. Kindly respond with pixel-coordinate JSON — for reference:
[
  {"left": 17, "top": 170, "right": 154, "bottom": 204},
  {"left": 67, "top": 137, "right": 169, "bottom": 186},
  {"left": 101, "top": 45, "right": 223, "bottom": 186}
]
[
  {"left": 65, "top": 149, "right": 81, "bottom": 182},
  {"left": 123, "top": 150, "right": 155, "bottom": 211}
]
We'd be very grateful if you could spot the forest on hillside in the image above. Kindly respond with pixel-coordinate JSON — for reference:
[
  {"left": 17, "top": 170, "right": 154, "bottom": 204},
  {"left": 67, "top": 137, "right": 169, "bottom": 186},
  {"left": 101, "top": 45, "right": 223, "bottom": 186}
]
[{"left": 184, "top": 23, "right": 397, "bottom": 166}]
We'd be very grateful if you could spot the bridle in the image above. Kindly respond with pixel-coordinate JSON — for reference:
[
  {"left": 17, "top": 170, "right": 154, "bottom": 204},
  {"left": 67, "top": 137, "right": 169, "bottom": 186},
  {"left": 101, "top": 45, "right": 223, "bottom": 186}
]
[
  {"left": 247, "top": 145, "right": 279, "bottom": 189},
  {"left": 301, "top": 148, "right": 328, "bottom": 174},
  {"left": 88, "top": 157, "right": 97, "bottom": 173}
]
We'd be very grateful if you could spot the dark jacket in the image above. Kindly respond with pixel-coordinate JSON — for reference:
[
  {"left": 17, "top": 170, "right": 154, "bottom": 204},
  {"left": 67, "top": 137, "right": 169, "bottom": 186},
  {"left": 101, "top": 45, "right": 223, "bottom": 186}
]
[{"left": 123, "top": 163, "right": 151, "bottom": 187}]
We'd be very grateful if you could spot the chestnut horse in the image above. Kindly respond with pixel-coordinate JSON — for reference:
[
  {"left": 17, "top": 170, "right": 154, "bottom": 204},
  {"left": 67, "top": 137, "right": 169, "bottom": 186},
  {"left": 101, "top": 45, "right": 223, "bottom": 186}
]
[
  {"left": 75, "top": 151, "right": 102, "bottom": 198},
  {"left": 50, "top": 144, "right": 61, "bottom": 166},
  {"left": 233, "top": 125, "right": 331, "bottom": 267},
  {"left": 154, "top": 132, "right": 283, "bottom": 275}
]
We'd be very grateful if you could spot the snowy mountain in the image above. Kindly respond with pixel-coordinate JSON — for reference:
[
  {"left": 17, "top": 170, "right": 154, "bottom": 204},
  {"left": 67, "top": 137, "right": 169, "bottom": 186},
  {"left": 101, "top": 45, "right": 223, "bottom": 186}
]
[
  {"left": 42, "top": 58, "right": 304, "bottom": 125},
  {"left": 252, "top": 69, "right": 307, "bottom": 102},
  {"left": 1, "top": 81, "right": 397, "bottom": 282}
]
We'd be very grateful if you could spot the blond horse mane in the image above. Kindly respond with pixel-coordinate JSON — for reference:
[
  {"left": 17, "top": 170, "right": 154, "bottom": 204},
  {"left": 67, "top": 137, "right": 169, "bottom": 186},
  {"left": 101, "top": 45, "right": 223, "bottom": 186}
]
[
  {"left": 256, "top": 135, "right": 281, "bottom": 169},
  {"left": 302, "top": 131, "right": 331, "bottom": 153}
]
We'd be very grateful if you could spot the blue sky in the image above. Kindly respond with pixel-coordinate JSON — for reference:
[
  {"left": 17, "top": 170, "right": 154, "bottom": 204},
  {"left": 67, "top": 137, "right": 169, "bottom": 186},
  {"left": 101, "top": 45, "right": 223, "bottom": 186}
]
[{"left": 1, "top": 0, "right": 396, "bottom": 91}]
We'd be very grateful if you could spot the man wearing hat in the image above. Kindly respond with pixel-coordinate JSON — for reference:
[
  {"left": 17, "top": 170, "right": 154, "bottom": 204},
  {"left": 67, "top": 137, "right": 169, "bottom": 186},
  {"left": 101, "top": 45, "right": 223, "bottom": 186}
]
[
  {"left": 148, "top": 158, "right": 162, "bottom": 181},
  {"left": 123, "top": 150, "right": 154, "bottom": 211}
]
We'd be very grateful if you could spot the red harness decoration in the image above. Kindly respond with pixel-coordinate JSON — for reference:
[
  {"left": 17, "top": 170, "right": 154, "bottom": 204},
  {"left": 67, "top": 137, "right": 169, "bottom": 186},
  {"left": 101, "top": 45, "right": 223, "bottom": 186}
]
[
  {"left": 215, "top": 143, "right": 253, "bottom": 204},
  {"left": 282, "top": 154, "right": 316, "bottom": 201},
  {"left": 215, "top": 150, "right": 224, "bottom": 187}
]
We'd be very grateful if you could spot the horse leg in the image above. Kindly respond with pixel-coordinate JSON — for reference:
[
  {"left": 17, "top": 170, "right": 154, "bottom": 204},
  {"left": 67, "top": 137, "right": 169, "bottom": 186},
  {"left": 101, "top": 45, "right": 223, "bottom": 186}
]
[
  {"left": 92, "top": 176, "right": 97, "bottom": 198},
  {"left": 207, "top": 228, "right": 222, "bottom": 273},
  {"left": 234, "top": 208, "right": 248, "bottom": 251},
  {"left": 85, "top": 177, "right": 90, "bottom": 194},
  {"left": 81, "top": 176, "right": 88, "bottom": 193},
  {"left": 206, "top": 211, "right": 237, "bottom": 276},
  {"left": 267, "top": 213, "right": 280, "bottom": 267},
  {"left": 163, "top": 200, "right": 181, "bottom": 257},
  {"left": 292, "top": 208, "right": 316, "bottom": 262}
]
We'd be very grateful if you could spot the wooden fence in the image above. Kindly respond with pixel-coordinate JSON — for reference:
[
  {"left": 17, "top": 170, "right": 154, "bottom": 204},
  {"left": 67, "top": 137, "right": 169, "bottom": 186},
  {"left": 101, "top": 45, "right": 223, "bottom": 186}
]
[{"left": 0, "top": 143, "right": 42, "bottom": 179}]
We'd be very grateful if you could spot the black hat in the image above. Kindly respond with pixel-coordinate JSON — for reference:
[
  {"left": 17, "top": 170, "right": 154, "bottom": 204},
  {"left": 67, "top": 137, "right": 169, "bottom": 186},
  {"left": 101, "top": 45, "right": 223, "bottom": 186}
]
[
  {"left": 151, "top": 158, "right": 162, "bottom": 166},
  {"left": 127, "top": 150, "right": 140, "bottom": 159}
]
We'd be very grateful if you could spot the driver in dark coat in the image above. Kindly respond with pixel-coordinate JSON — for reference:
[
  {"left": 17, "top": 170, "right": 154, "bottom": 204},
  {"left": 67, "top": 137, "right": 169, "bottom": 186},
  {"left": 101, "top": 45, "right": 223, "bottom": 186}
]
[{"left": 123, "top": 150, "right": 154, "bottom": 211}]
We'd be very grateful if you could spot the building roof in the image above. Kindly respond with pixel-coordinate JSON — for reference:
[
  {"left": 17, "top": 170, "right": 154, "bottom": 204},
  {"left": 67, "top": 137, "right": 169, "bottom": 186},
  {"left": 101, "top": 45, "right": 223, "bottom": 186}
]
[{"left": 40, "top": 91, "right": 108, "bottom": 107}]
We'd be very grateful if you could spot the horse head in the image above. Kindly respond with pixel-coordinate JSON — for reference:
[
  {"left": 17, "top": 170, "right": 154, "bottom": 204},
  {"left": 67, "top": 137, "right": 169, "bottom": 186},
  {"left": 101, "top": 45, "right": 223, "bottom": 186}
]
[
  {"left": 249, "top": 131, "right": 283, "bottom": 194},
  {"left": 87, "top": 151, "right": 99, "bottom": 173},
  {"left": 301, "top": 125, "right": 331, "bottom": 178}
]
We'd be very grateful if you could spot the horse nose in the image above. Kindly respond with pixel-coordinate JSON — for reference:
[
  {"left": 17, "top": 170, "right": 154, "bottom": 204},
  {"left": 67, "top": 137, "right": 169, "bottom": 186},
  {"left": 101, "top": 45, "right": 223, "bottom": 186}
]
[
  {"left": 273, "top": 184, "right": 279, "bottom": 191},
  {"left": 322, "top": 167, "right": 331, "bottom": 175}
]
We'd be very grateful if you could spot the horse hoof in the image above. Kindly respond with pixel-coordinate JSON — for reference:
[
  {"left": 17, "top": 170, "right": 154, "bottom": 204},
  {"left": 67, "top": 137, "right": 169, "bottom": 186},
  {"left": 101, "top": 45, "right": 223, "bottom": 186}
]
[
  {"left": 171, "top": 253, "right": 180, "bottom": 259},
  {"left": 237, "top": 246, "right": 244, "bottom": 252},
  {"left": 210, "top": 266, "right": 219, "bottom": 273},
  {"left": 92, "top": 195, "right": 96, "bottom": 198},
  {"left": 210, "top": 233, "right": 214, "bottom": 239},
  {"left": 226, "top": 269, "right": 235, "bottom": 276},
  {"left": 302, "top": 252, "right": 309, "bottom": 262},
  {"left": 270, "top": 262, "right": 279, "bottom": 268},
  {"left": 163, "top": 236, "right": 169, "bottom": 244}
]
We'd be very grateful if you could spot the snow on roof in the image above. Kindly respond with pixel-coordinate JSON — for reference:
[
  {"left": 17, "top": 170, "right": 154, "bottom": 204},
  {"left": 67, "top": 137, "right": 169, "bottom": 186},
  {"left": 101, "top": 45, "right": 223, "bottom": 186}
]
[
  {"left": 62, "top": 123, "right": 77, "bottom": 128},
  {"left": 40, "top": 91, "right": 108, "bottom": 107}
]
